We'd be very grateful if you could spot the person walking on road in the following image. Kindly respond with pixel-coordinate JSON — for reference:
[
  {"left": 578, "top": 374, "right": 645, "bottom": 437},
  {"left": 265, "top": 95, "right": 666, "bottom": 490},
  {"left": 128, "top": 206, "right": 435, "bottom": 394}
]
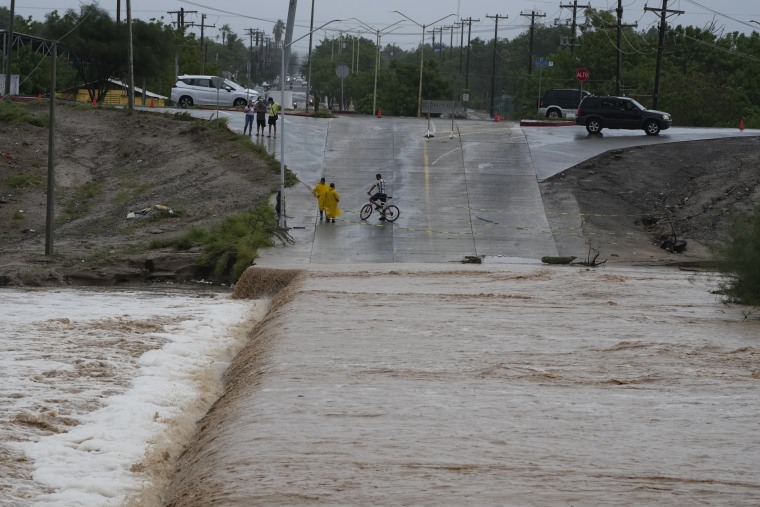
[
  {"left": 312, "top": 177, "right": 329, "bottom": 221},
  {"left": 267, "top": 97, "right": 280, "bottom": 138},
  {"left": 243, "top": 99, "right": 255, "bottom": 136},
  {"left": 255, "top": 97, "right": 267, "bottom": 136},
  {"left": 324, "top": 183, "right": 342, "bottom": 223}
]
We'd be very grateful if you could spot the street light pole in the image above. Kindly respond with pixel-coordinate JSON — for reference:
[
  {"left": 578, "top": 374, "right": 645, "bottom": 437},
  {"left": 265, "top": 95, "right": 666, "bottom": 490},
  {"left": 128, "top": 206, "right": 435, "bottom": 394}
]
[
  {"left": 392, "top": 11, "right": 455, "bottom": 118},
  {"left": 351, "top": 19, "right": 403, "bottom": 117},
  {"left": 279, "top": 19, "right": 344, "bottom": 227}
]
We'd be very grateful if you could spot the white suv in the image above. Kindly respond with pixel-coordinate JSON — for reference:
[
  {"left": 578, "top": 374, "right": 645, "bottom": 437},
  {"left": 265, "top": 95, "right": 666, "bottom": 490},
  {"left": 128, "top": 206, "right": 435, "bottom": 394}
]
[{"left": 171, "top": 75, "right": 259, "bottom": 108}]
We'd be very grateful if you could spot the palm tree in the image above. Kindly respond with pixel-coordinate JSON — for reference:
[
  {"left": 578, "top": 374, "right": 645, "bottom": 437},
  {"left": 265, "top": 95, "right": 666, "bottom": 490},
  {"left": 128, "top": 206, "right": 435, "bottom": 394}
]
[
  {"left": 219, "top": 24, "right": 231, "bottom": 46},
  {"left": 273, "top": 19, "right": 285, "bottom": 47}
]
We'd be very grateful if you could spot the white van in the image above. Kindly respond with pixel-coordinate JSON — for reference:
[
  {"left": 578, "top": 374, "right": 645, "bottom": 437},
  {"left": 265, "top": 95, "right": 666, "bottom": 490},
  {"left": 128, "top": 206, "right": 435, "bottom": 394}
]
[
  {"left": 537, "top": 88, "right": 590, "bottom": 119},
  {"left": 171, "top": 75, "right": 259, "bottom": 108}
]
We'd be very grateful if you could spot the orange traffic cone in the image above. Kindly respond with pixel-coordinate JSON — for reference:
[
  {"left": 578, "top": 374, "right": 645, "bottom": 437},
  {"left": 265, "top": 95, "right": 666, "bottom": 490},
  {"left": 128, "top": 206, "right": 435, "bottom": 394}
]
[
  {"left": 740, "top": 117, "right": 745, "bottom": 131},
  {"left": 92, "top": 96, "right": 96, "bottom": 106},
  {"left": 377, "top": 107, "right": 382, "bottom": 118}
]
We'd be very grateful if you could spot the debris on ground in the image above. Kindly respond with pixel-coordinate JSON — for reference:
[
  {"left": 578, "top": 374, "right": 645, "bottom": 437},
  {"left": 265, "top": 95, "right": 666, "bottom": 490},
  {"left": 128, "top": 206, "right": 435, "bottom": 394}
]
[{"left": 127, "top": 204, "right": 175, "bottom": 219}]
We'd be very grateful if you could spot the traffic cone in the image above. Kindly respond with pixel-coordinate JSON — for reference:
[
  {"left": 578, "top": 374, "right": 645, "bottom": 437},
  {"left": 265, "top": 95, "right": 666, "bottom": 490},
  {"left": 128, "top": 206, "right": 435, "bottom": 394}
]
[
  {"left": 377, "top": 107, "right": 382, "bottom": 118},
  {"left": 740, "top": 117, "right": 745, "bottom": 131},
  {"left": 92, "top": 96, "right": 96, "bottom": 106}
]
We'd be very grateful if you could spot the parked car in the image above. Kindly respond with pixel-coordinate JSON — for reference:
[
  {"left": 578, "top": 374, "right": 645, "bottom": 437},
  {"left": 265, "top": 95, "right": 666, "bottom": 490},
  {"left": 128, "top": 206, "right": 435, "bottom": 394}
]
[
  {"left": 538, "top": 88, "right": 590, "bottom": 119},
  {"left": 171, "top": 75, "right": 259, "bottom": 108},
  {"left": 575, "top": 95, "right": 673, "bottom": 136}
]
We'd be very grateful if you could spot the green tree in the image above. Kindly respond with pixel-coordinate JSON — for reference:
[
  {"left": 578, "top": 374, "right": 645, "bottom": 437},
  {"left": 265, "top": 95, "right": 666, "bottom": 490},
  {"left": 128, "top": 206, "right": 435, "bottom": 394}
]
[
  {"left": 273, "top": 20, "right": 285, "bottom": 45},
  {"left": 41, "top": 5, "right": 124, "bottom": 102},
  {"left": 715, "top": 206, "right": 760, "bottom": 306}
]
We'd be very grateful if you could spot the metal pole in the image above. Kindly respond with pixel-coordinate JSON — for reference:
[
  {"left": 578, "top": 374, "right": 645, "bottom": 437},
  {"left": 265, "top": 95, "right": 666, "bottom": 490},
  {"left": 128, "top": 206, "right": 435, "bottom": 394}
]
[
  {"left": 280, "top": 45, "right": 286, "bottom": 225},
  {"left": 489, "top": 17, "right": 498, "bottom": 117},
  {"left": 373, "top": 30, "right": 379, "bottom": 116},
  {"left": 45, "top": 43, "right": 56, "bottom": 254},
  {"left": 306, "top": 0, "right": 314, "bottom": 113},
  {"left": 417, "top": 24, "right": 425, "bottom": 118},
  {"left": 4, "top": 0, "right": 16, "bottom": 97},
  {"left": 126, "top": 0, "right": 135, "bottom": 109},
  {"left": 279, "top": 19, "right": 344, "bottom": 226}
]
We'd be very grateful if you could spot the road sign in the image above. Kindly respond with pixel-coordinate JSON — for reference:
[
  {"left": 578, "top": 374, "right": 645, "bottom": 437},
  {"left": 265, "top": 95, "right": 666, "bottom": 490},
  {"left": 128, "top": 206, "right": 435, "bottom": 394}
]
[
  {"left": 575, "top": 68, "right": 589, "bottom": 81},
  {"left": 534, "top": 58, "right": 553, "bottom": 67},
  {"left": 335, "top": 65, "right": 350, "bottom": 78}
]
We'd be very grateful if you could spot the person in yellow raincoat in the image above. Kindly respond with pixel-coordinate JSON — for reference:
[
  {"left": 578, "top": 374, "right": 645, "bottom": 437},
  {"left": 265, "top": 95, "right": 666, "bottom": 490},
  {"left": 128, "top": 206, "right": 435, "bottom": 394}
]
[
  {"left": 312, "top": 177, "right": 329, "bottom": 221},
  {"left": 323, "top": 182, "right": 342, "bottom": 223}
]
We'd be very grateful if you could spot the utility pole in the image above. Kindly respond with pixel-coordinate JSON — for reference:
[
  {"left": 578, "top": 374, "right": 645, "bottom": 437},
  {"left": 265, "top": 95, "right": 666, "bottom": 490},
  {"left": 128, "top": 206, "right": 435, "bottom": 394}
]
[
  {"left": 284, "top": 0, "right": 298, "bottom": 87},
  {"left": 439, "top": 26, "right": 444, "bottom": 63},
  {"left": 197, "top": 14, "right": 216, "bottom": 74},
  {"left": 446, "top": 25, "right": 454, "bottom": 60},
  {"left": 4, "top": 0, "right": 15, "bottom": 97},
  {"left": 454, "top": 21, "right": 465, "bottom": 73},
  {"left": 306, "top": 0, "right": 315, "bottom": 111},
  {"left": 486, "top": 14, "right": 506, "bottom": 118},
  {"left": 521, "top": 11, "right": 546, "bottom": 74},
  {"left": 645, "top": 0, "right": 683, "bottom": 108},
  {"left": 559, "top": 0, "right": 590, "bottom": 54},
  {"left": 462, "top": 17, "right": 479, "bottom": 108},
  {"left": 168, "top": 8, "right": 197, "bottom": 30},
  {"left": 126, "top": 0, "right": 134, "bottom": 109},
  {"left": 614, "top": 0, "right": 638, "bottom": 95},
  {"left": 245, "top": 29, "right": 255, "bottom": 83}
]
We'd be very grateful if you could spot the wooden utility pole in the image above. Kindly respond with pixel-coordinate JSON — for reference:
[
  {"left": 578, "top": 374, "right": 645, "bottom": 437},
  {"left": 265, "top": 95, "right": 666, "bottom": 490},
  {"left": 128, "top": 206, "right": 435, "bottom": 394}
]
[
  {"left": 486, "top": 14, "right": 506, "bottom": 117},
  {"left": 614, "top": 0, "right": 638, "bottom": 95},
  {"left": 559, "top": 0, "right": 591, "bottom": 54},
  {"left": 197, "top": 14, "right": 216, "bottom": 74},
  {"left": 521, "top": 11, "right": 546, "bottom": 74},
  {"left": 462, "top": 17, "right": 479, "bottom": 96},
  {"left": 645, "top": 0, "right": 683, "bottom": 108},
  {"left": 454, "top": 21, "right": 464, "bottom": 73}
]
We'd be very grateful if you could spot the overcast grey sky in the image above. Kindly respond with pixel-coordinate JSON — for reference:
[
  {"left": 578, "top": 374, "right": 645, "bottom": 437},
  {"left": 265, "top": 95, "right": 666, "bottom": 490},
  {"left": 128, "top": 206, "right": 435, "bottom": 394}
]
[{"left": 12, "top": 0, "right": 760, "bottom": 58}]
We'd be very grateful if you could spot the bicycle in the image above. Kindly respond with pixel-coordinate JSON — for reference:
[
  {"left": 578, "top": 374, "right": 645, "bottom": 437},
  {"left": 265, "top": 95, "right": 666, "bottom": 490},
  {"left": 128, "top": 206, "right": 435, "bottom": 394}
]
[{"left": 360, "top": 196, "right": 400, "bottom": 222}]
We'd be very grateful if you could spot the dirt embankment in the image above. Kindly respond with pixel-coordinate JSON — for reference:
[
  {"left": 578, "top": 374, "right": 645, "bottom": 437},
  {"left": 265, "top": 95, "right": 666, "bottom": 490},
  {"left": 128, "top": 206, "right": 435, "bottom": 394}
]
[
  {"left": 0, "top": 104, "right": 281, "bottom": 286},
  {"left": 540, "top": 136, "right": 760, "bottom": 264}
]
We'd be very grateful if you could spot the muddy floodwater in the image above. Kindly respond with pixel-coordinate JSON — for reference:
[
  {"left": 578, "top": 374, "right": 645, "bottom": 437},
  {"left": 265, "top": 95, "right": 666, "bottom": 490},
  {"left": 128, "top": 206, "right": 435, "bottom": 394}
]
[{"left": 164, "top": 264, "right": 760, "bottom": 506}]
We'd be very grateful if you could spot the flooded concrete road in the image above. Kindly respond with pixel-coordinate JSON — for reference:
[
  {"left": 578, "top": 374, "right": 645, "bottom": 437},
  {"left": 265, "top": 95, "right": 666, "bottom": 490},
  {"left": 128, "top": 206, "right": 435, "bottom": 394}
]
[{"left": 164, "top": 265, "right": 760, "bottom": 506}]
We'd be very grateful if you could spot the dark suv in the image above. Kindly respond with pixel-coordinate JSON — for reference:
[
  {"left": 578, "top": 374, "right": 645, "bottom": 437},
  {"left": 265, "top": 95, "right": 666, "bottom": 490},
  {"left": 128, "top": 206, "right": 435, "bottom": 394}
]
[{"left": 575, "top": 95, "right": 672, "bottom": 135}]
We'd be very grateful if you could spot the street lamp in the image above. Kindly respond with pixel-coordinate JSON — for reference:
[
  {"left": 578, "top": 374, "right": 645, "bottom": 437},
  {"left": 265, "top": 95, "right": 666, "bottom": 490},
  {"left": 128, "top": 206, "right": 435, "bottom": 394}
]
[
  {"left": 350, "top": 18, "right": 404, "bottom": 117},
  {"left": 392, "top": 11, "right": 455, "bottom": 117},
  {"left": 279, "top": 19, "right": 344, "bottom": 226}
]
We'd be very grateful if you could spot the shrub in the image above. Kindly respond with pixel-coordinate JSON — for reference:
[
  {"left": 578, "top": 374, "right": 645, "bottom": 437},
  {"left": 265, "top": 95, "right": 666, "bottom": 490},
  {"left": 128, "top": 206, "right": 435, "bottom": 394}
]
[
  {"left": 713, "top": 206, "right": 760, "bottom": 306},
  {"left": 148, "top": 203, "right": 292, "bottom": 283}
]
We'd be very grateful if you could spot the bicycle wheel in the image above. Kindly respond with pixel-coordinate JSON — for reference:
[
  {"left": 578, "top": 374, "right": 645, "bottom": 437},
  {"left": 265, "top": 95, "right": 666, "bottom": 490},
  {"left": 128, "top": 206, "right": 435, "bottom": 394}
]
[
  {"left": 384, "top": 205, "right": 400, "bottom": 222},
  {"left": 360, "top": 204, "right": 373, "bottom": 220}
]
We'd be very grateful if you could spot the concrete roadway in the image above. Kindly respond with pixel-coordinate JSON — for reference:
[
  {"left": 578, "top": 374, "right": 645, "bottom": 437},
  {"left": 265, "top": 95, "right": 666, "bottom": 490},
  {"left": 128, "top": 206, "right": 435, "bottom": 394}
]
[{"left": 173, "top": 107, "right": 758, "bottom": 265}]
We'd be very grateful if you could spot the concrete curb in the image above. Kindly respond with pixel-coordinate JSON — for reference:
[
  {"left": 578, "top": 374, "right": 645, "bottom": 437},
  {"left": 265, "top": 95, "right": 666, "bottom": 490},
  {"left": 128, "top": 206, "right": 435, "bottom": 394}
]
[{"left": 519, "top": 119, "right": 576, "bottom": 127}]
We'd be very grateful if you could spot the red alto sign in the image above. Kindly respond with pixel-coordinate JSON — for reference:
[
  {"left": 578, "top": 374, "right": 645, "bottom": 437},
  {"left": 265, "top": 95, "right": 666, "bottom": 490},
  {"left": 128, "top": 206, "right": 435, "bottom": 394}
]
[{"left": 576, "top": 68, "right": 589, "bottom": 81}]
